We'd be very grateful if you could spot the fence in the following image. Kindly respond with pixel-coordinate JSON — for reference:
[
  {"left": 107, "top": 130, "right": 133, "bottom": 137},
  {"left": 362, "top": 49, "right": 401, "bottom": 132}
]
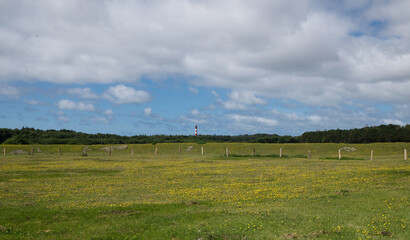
[{"left": 1, "top": 144, "right": 409, "bottom": 161}]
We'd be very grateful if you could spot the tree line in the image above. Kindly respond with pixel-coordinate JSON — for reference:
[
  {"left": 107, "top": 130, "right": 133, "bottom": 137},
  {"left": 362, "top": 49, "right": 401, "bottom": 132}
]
[
  {"left": 0, "top": 124, "right": 409, "bottom": 145},
  {"left": 299, "top": 124, "right": 410, "bottom": 143}
]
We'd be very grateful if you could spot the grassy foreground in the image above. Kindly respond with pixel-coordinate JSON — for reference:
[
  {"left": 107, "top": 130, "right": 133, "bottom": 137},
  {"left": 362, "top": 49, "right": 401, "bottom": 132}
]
[{"left": 0, "top": 143, "right": 409, "bottom": 239}]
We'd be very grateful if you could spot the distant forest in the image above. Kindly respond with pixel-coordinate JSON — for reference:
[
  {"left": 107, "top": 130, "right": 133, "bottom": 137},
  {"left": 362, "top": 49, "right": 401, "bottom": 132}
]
[{"left": 0, "top": 124, "right": 409, "bottom": 145}]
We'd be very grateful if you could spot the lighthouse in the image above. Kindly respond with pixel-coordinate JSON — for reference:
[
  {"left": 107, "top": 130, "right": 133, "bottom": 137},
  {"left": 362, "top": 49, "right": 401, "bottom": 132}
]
[{"left": 195, "top": 125, "right": 197, "bottom": 136}]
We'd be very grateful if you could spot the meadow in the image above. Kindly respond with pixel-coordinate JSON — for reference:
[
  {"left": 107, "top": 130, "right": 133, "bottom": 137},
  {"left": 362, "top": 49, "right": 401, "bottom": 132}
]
[{"left": 0, "top": 143, "right": 409, "bottom": 239}]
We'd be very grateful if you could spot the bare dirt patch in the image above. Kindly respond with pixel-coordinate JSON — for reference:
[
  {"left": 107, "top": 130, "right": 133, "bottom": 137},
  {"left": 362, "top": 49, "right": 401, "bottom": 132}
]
[
  {"left": 100, "top": 145, "right": 128, "bottom": 151},
  {"left": 114, "top": 145, "right": 128, "bottom": 150},
  {"left": 10, "top": 149, "right": 28, "bottom": 154},
  {"left": 339, "top": 146, "right": 357, "bottom": 152},
  {"left": 282, "top": 233, "right": 299, "bottom": 239},
  {"left": 100, "top": 146, "right": 112, "bottom": 151}
]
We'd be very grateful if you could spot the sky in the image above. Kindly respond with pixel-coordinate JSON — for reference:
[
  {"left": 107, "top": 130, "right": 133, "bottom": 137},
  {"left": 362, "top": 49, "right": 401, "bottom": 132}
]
[{"left": 1, "top": 0, "right": 410, "bottom": 136}]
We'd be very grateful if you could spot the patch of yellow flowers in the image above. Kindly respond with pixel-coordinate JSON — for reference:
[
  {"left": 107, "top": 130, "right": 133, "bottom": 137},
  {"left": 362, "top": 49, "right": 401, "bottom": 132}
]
[{"left": 0, "top": 156, "right": 408, "bottom": 211}]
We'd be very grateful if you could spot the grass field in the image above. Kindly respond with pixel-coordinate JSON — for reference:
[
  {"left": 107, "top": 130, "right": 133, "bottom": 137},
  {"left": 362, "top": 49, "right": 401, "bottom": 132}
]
[{"left": 0, "top": 143, "right": 409, "bottom": 239}]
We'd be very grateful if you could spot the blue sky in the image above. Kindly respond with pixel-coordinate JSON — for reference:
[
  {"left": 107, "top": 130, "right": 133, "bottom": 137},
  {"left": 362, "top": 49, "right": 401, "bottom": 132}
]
[{"left": 1, "top": 0, "right": 409, "bottom": 136}]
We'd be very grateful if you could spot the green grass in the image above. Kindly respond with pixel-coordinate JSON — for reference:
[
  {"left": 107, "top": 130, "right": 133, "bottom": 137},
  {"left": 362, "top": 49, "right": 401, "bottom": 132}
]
[
  {"left": 319, "top": 157, "right": 364, "bottom": 160},
  {"left": 0, "top": 143, "right": 409, "bottom": 239}
]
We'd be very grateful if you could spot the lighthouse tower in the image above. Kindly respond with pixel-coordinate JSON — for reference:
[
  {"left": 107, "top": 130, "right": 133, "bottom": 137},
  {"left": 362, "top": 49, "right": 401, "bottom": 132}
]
[{"left": 195, "top": 125, "right": 197, "bottom": 136}]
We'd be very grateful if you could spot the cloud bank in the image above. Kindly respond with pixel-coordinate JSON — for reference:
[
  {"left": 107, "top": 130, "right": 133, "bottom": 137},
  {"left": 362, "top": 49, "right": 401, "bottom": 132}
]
[
  {"left": 1, "top": 0, "right": 409, "bottom": 134},
  {"left": 1, "top": 1, "right": 409, "bottom": 105}
]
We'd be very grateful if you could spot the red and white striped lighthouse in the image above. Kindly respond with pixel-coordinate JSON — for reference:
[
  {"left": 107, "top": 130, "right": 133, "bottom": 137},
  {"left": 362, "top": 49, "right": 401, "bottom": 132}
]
[{"left": 195, "top": 125, "right": 197, "bottom": 136}]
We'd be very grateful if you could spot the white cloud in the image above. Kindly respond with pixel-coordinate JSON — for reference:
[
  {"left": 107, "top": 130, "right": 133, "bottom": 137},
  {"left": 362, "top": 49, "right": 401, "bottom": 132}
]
[
  {"left": 24, "top": 99, "right": 42, "bottom": 105},
  {"left": 104, "top": 109, "right": 113, "bottom": 116},
  {"left": 307, "top": 115, "right": 322, "bottom": 125},
  {"left": 221, "top": 101, "right": 247, "bottom": 110},
  {"left": 272, "top": 110, "right": 301, "bottom": 121},
  {"left": 57, "top": 99, "right": 95, "bottom": 111},
  {"left": 271, "top": 110, "right": 324, "bottom": 127},
  {"left": 393, "top": 104, "right": 409, "bottom": 119},
  {"left": 104, "top": 109, "right": 114, "bottom": 121},
  {"left": 88, "top": 109, "right": 114, "bottom": 124},
  {"left": 90, "top": 115, "right": 110, "bottom": 124},
  {"left": 191, "top": 109, "right": 200, "bottom": 116},
  {"left": 218, "top": 91, "right": 266, "bottom": 110},
  {"left": 229, "top": 91, "right": 266, "bottom": 105},
  {"left": 383, "top": 119, "right": 404, "bottom": 126},
  {"left": 144, "top": 107, "right": 152, "bottom": 116},
  {"left": 177, "top": 109, "right": 209, "bottom": 126},
  {"left": 188, "top": 87, "right": 198, "bottom": 94},
  {"left": 142, "top": 107, "right": 164, "bottom": 121},
  {"left": 356, "top": 81, "right": 410, "bottom": 104},
  {"left": 0, "top": 84, "right": 20, "bottom": 97},
  {"left": 229, "top": 114, "right": 278, "bottom": 127},
  {"left": 56, "top": 111, "right": 70, "bottom": 122},
  {"left": 67, "top": 88, "right": 98, "bottom": 99},
  {"left": 180, "top": 116, "right": 208, "bottom": 125},
  {"left": 103, "top": 85, "right": 151, "bottom": 104}
]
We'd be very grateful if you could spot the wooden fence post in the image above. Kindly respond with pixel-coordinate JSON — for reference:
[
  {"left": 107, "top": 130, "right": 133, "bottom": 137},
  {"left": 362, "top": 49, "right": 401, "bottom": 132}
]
[
  {"left": 370, "top": 150, "right": 374, "bottom": 161},
  {"left": 109, "top": 148, "right": 112, "bottom": 156},
  {"left": 253, "top": 148, "right": 256, "bottom": 156},
  {"left": 338, "top": 149, "right": 342, "bottom": 160},
  {"left": 3, "top": 147, "right": 5, "bottom": 156},
  {"left": 226, "top": 147, "right": 229, "bottom": 156},
  {"left": 131, "top": 147, "right": 134, "bottom": 156},
  {"left": 179, "top": 147, "right": 181, "bottom": 155},
  {"left": 201, "top": 147, "right": 204, "bottom": 156},
  {"left": 280, "top": 148, "right": 282, "bottom": 157},
  {"left": 405, "top": 149, "right": 407, "bottom": 160},
  {"left": 31, "top": 147, "right": 34, "bottom": 155},
  {"left": 58, "top": 148, "right": 61, "bottom": 156},
  {"left": 155, "top": 147, "right": 158, "bottom": 156},
  {"left": 308, "top": 150, "right": 311, "bottom": 159},
  {"left": 83, "top": 147, "right": 87, "bottom": 157}
]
